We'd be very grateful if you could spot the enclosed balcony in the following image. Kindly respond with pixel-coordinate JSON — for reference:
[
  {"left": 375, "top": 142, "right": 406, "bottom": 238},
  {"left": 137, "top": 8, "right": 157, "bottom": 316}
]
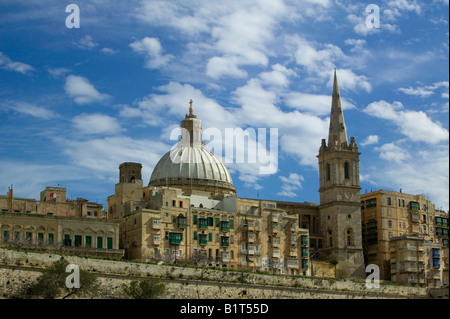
[
  {"left": 221, "top": 236, "right": 229, "bottom": 247},
  {"left": 169, "top": 232, "right": 182, "bottom": 245},
  {"left": 301, "top": 235, "right": 308, "bottom": 246},
  {"left": 199, "top": 234, "right": 207, "bottom": 246},
  {"left": 220, "top": 220, "right": 229, "bottom": 232},
  {"left": 287, "top": 258, "right": 299, "bottom": 269},
  {"left": 152, "top": 218, "right": 161, "bottom": 229},
  {"left": 177, "top": 216, "right": 186, "bottom": 229},
  {"left": 198, "top": 218, "right": 208, "bottom": 230}
]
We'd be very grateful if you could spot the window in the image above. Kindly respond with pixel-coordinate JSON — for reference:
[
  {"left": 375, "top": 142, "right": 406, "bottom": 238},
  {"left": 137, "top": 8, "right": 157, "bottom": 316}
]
[
  {"left": 64, "top": 234, "right": 71, "bottom": 247},
  {"left": 48, "top": 233, "right": 54, "bottom": 245},
  {"left": 199, "top": 218, "right": 208, "bottom": 229},
  {"left": 107, "top": 237, "right": 113, "bottom": 249},
  {"left": 208, "top": 233, "right": 212, "bottom": 242},
  {"left": 97, "top": 237, "right": 103, "bottom": 249},
  {"left": 25, "top": 232, "right": 32, "bottom": 244},
  {"left": 3, "top": 230, "right": 9, "bottom": 243},
  {"left": 74, "top": 235, "right": 82, "bottom": 247},
  {"left": 366, "top": 198, "right": 377, "bottom": 209},
  {"left": 388, "top": 220, "right": 392, "bottom": 228},
  {"left": 344, "top": 162, "right": 349, "bottom": 179},
  {"left": 193, "top": 231, "right": 197, "bottom": 240},
  {"left": 193, "top": 215, "right": 197, "bottom": 225},
  {"left": 85, "top": 235, "right": 92, "bottom": 247},
  {"left": 326, "top": 163, "right": 331, "bottom": 181},
  {"left": 388, "top": 197, "right": 392, "bottom": 206}
]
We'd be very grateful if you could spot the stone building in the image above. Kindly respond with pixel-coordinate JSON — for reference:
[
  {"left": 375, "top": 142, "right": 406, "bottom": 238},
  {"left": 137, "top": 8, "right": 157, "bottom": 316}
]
[
  {"left": 107, "top": 71, "right": 365, "bottom": 278},
  {"left": 361, "top": 189, "right": 449, "bottom": 286},
  {"left": 0, "top": 186, "right": 123, "bottom": 259}
]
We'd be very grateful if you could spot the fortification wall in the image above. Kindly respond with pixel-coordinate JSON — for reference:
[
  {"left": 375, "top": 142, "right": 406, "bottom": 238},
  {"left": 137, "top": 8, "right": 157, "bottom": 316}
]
[{"left": 0, "top": 248, "right": 430, "bottom": 299}]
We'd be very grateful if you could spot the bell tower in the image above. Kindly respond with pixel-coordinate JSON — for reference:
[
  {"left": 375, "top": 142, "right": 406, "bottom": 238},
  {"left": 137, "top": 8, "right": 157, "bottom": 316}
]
[{"left": 317, "top": 70, "right": 365, "bottom": 278}]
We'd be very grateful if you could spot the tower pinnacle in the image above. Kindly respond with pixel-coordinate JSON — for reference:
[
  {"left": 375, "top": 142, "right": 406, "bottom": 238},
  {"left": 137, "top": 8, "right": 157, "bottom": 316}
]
[{"left": 328, "top": 70, "right": 348, "bottom": 148}]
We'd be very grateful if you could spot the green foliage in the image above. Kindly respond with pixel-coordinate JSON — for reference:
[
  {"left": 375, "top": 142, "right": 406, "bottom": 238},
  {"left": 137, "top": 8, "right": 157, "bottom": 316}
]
[
  {"left": 18, "top": 257, "right": 99, "bottom": 299},
  {"left": 122, "top": 278, "right": 165, "bottom": 299}
]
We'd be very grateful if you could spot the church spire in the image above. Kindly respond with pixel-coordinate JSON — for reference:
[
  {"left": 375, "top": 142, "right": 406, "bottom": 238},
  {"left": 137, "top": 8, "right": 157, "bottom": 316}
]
[{"left": 328, "top": 69, "right": 348, "bottom": 148}]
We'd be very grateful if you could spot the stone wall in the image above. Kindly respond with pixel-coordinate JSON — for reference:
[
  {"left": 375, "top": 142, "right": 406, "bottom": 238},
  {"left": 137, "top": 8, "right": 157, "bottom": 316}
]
[{"left": 0, "top": 248, "right": 431, "bottom": 299}]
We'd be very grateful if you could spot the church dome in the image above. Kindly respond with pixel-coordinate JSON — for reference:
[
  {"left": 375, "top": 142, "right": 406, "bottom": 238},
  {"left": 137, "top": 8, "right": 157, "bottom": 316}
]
[{"left": 149, "top": 100, "right": 236, "bottom": 195}]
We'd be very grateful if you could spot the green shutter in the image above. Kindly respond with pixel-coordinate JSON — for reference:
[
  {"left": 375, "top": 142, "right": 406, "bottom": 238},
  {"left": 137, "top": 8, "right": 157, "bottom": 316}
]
[
  {"left": 48, "top": 233, "right": 54, "bottom": 245},
  {"left": 107, "top": 237, "right": 113, "bottom": 249},
  {"left": 85, "top": 235, "right": 92, "bottom": 247},
  {"left": 64, "top": 234, "right": 71, "bottom": 247},
  {"left": 74, "top": 235, "right": 82, "bottom": 247},
  {"left": 208, "top": 217, "right": 213, "bottom": 226},
  {"left": 193, "top": 215, "right": 197, "bottom": 225},
  {"left": 230, "top": 219, "right": 234, "bottom": 229},
  {"left": 194, "top": 231, "right": 197, "bottom": 240},
  {"left": 208, "top": 233, "right": 212, "bottom": 241},
  {"left": 97, "top": 237, "right": 103, "bottom": 249},
  {"left": 3, "top": 230, "right": 9, "bottom": 243},
  {"left": 215, "top": 218, "right": 220, "bottom": 227},
  {"left": 165, "top": 231, "right": 169, "bottom": 240}
]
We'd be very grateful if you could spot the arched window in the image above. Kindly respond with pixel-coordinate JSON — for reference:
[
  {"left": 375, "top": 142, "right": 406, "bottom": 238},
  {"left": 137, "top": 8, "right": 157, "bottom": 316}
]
[
  {"left": 346, "top": 228, "right": 353, "bottom": 246},
  {"left": 344, "top": 162, "right": 349, "bottom": 179},
  {"left": 326, "top": 163, "right": 331, "bottom": 181}
]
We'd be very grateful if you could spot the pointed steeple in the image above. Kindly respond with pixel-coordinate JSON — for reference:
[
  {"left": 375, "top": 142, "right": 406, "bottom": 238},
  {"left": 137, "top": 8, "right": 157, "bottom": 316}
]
[{"left": 328, "top": 69, "right": 348, "bottom": 148}]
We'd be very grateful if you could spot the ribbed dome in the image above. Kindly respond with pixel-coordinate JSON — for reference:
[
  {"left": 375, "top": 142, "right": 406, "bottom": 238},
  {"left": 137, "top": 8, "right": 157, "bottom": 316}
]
[{"left": 149, "top": 144, "right": 236, "bottom": 194}]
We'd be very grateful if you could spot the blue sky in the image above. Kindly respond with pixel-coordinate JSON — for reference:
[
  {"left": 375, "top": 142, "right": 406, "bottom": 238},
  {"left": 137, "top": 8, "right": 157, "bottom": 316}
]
[{"left": 0, "top": 0, "right": 448, "bottom": 211}]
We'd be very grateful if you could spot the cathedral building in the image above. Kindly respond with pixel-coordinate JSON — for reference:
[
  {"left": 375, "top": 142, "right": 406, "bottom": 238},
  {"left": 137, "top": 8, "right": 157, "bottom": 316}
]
[
  {"left": 3, "top": 70, "right": 445, "bottom": 284},
  {"left": 107, "top": 70, "right": 366, "bottom": 278}
]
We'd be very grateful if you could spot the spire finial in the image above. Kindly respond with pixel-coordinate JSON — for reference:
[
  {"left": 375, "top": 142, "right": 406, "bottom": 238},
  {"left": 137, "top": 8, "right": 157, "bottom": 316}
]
[{"left": 189, "top": 99, "right": 193, "bottom": 116}]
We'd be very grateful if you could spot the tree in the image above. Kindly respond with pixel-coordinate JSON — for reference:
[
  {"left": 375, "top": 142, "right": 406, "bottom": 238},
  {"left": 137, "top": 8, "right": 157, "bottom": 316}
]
[
  {"left": 21, "top": 257, "right": 99, "bottom": 299},
  {"left": 122, "top": 278, "right": 165, "bottom": 299}
]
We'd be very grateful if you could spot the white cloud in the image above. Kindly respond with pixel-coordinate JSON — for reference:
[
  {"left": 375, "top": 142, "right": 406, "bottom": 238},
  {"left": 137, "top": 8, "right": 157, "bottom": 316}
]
[
  {"left": 364, "top": 100, "right": 449, "bottom": 144},
  {"left": 129, "top": 37, "right": 174, "bottom": 69},
  {"left": 368, "top": 145, "right": 449, "bottom": 211},
  {"left": 259, "top": 64, "right": 297, "bottom": 88},
  {"left": 101, "top": 48, "right": 118, "bottom": 54},
  {"left": 3, "top": 101, "right": 55, "bottom": 119},
  {"left": 361, "top": 135, "right": 379, "bottom": 146},
  {"left": 206, "top": 56, "right": 248, "bottom": 79},
  {"left": 59, "top": 136, "right": 170, "bottom": 180},
  {"left": 374, "top": 142, "right": 411, "bottom": 163},
  {"left": 277, "top": 172, "right": 304, "bottom": 198},
  {"left": 76, "top": 35, "right": 98, "bottom": 50},
  {"left": 47, "top": 67, "right": 71, "bottom": 78},
  {"left": 288, "top": 36, "right": 372, "bottom": 92},
  {"left": 71, "top": 113, "right": 124, "bottom": 135},
  {"left": 0, "top": 52, "right": 35, "bottom": 75},
  {"left": 397, "top": 86, "right": 434, "bottom": 97},
  {"left": 283, "top": 92, "right": 356, "bottom": 116},
  {"left": 397, "top": 81, "right": 449, "bottom": 98},
  {"left": 387, "top": 0, "right": 422, "bottom": 15},
  {"left": 64, "top": 75, "right": 111, "bottom": 105}
]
